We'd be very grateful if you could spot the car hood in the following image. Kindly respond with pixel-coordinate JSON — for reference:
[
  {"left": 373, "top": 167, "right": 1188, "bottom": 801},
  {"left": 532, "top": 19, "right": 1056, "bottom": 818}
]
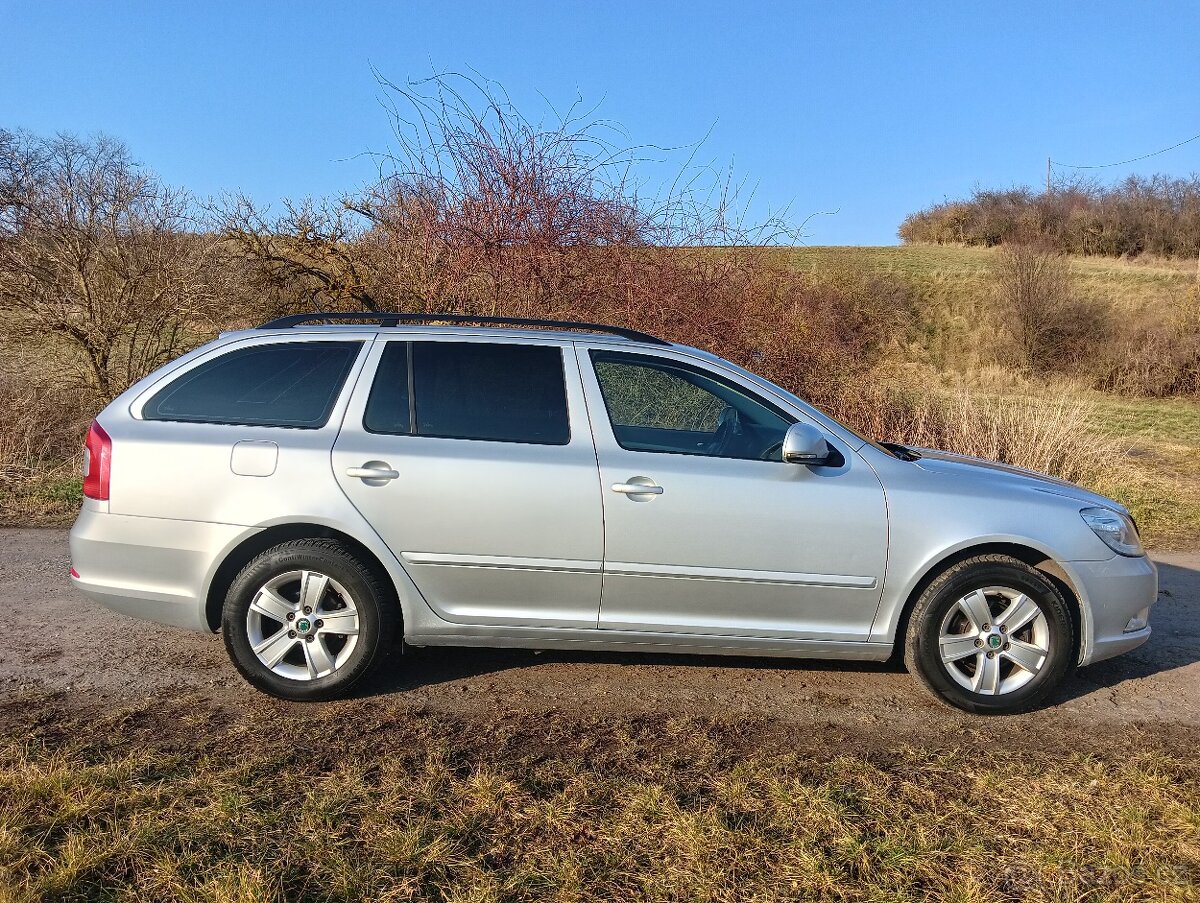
[{"left": 910, "top": 448, "right": 1127, "bottom": 514}]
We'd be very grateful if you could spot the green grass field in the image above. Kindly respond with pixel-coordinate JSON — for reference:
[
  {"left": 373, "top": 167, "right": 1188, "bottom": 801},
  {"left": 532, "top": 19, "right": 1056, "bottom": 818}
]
[
  {"left": 787, "top": 245, "right": 1195, "bottom": 300},
  {"left": 786, "top": 245, "right": 1197, "bottom": 373},
  {"left": 1081, "top": 394, "right": 1200, "bottom": 548}
]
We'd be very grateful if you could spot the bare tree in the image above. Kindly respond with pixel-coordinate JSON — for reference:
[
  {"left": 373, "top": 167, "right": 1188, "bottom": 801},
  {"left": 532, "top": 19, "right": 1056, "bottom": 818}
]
[
  {"left": 221, "top": 72, "right": 804, "bottom": 321},
  {"left": 0, "top": 130, "right": 218, "bottom": 401},
  {"left": 213, "top": 72, "right": 909, "bottom": 407},
  {"left": 993, "top": 243, "right": 1108, "bottom": 371},
  {"left": 217, "top": 194, "right": 379, "bottom": 314}
]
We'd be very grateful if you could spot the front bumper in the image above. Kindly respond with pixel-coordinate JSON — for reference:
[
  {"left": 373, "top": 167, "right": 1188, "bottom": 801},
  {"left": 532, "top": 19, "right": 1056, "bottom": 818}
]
[{"left": 1070, "top": 552, "right": 1158, "bottom": 666}]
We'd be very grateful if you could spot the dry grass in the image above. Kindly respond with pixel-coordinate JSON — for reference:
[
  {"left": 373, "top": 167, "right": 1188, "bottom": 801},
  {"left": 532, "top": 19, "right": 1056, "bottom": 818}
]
[
  {"left": 1, "top": 699, "right": 1198, "bottom": 902},
  {"left": 829, "top": 383, "right": 1200, "bottom": 548},
  {"left": 785, "top": 246, "right": 1196, "bottom": 378},
  {"left": 0, "top": 468, "right": 82, "bottom": 526},
  {"left": 0, "top": 364, "right": 90, "bottom": 526},
  {"left": 836, "top": 386, "right": 1119, "bottom": 486}
]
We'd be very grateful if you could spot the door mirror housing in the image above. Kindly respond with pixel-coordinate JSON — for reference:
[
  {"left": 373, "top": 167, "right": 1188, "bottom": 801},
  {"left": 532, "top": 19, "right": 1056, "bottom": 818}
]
[{"left": 782, "top": 422, "right": 833, "bottom": 465}]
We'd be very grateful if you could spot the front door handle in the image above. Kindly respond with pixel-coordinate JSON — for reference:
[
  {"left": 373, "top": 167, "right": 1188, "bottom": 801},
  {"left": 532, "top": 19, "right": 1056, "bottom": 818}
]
[
  {"left": 346, "top": 464, "right": 400, "bottom": 481},
  {"left": 611, "top": 480, "right": 663, "bottom": 496}
]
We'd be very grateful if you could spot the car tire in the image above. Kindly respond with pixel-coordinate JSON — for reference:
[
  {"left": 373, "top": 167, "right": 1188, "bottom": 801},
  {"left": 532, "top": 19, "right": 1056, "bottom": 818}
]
[
  {"left": 222, "top": 538, "right": 399, "bottom": 701},
  {"left": 903, "top": 554, "right": 1075, "bottom": 715}
]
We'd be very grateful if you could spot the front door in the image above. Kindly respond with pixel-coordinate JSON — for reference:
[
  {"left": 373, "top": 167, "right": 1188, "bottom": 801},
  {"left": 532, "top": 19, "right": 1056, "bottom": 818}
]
[
  {"left": 333, "top": 338, "right": 604, "bottom": 628},
  {"left": 581, "top": 348, "right": 888, "bottom": 642}
]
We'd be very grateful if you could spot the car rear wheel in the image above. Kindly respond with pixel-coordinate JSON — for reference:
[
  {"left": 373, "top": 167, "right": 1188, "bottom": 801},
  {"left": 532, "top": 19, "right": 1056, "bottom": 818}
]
[
  {"left": 904, "top": 554, "right": 1075, "bottom": 714},
  {"left": 222, "top": 538, "right": 398, "bottom": 701}
]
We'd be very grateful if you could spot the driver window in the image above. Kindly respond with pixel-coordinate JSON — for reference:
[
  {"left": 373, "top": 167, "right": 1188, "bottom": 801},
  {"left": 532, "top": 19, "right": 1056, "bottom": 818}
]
[{"left": 590, "top": 350, "right": 793, "bottom": 461}]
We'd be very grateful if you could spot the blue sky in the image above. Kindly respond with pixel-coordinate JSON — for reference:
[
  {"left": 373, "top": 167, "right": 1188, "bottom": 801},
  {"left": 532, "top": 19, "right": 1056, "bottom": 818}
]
[{"left": 4, "top": 1, "right": 1199, "bottom": 245}]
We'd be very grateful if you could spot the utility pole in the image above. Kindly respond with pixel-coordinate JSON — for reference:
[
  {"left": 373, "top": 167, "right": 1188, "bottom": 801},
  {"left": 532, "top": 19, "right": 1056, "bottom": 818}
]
[{"left": 1046, "top": 157, "right": 1052, "bottom": 193}]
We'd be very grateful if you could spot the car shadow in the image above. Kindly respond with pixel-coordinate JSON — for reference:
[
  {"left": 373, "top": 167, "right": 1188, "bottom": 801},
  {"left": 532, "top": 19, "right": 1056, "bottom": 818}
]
[
  {"left": 355, "top": 641, "right": 901, "bottom": 700},
  {"left": 354, "top": 556, "right": 1199, "bottom": 704},
  {"left": 1051, "top": 557, "right": 1200, "bottom": 704}
]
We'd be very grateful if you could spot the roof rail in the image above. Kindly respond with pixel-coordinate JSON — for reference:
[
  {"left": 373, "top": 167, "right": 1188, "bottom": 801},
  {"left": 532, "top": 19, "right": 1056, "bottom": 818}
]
[{"left": 256, "top": 311, "right": 670, "bottom": 346}]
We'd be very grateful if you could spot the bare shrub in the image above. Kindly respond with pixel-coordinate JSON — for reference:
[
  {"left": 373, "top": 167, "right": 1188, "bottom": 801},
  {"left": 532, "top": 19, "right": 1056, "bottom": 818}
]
[
  {"left": 901, "top": 175, "right": 1200, "bottom": 259},
  {"left": 0, "top": 130, "right": 221, "bottom": 403},
  {"left": 1096, "top": 285, "right": 1200, "bottom": 396},
  {"left": 223, "top": 73, "right": 915, "bottom": 404},
  {"left": 218, "top": 196, "right": 379, "bottom": 317},
  {"left": 992, "top": 243, "right": 1110, "bottom": 372},
  {"left": 352, "top": 73, "right": 657, "bottom": 317}
]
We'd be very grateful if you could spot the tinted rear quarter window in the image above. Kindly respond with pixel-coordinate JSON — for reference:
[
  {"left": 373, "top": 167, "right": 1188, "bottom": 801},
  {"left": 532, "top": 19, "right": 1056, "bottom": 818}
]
[
  {"left": 363, "top": 341, "right": 411, "bottom": 435},
  {"left": 364, "top": 341, "right": 570, "bottom": 445},
  {"left": 143, "top": 341, "right": 361, "bottom": 428}
]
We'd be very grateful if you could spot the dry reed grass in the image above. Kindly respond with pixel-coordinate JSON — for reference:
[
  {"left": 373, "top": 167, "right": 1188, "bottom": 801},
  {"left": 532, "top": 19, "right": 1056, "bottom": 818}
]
[{"left": 832, "top": 385, "right": 1121, "bottom": 488}]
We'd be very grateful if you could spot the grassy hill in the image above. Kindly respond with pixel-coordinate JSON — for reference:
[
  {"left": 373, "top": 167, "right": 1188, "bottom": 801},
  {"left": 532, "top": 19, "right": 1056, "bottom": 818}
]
[
  {"left": 786, "top": 245, "right": 1196, "bottom": 372},
  {"left": 782, "top": 247, "right": 1200, "bottom": 547}
]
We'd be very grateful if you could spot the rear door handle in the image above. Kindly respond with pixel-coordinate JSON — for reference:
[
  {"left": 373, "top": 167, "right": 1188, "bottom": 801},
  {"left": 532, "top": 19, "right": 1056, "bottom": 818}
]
[
  {"left": 611, "top": 481, "right": 663, "bottom": 495},
  {"left": 346, "top": 464, "right": 400, "bottom": 481}
]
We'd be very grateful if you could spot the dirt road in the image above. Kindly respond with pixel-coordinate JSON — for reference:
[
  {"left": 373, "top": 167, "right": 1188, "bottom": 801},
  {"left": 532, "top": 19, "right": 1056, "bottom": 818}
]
[{"left": 4, "top": 528, "right": 1198, "bottom": 752}]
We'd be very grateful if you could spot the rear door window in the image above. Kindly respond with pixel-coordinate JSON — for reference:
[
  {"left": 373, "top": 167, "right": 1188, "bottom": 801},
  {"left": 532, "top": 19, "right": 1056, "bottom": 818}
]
[
  {"left": 143, "top": 341, "right": 361, "bottom": 428},
  {"left": 364, "top": 341, "right": 570, "bottom": 445}
]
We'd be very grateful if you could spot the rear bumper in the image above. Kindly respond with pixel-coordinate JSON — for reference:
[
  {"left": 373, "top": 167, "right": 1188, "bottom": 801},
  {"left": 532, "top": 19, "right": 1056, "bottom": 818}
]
[
  {"left": 1070, "top": 553, "right": 1157, "bottom": 666},
  {"left": 68, "top": 508, "right": 248, "bottom": 632}
]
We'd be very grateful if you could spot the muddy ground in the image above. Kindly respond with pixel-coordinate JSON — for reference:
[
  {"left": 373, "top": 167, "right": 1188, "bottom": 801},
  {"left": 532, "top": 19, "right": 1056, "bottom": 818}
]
[{"left": 3, "top": 528, "right": 1198, "bottom": 756}]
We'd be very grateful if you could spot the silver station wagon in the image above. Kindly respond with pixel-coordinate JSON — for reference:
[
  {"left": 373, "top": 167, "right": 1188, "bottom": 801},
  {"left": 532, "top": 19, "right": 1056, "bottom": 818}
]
[{"left": 69, "top": 313, "right": 1157, "bottom": 713}]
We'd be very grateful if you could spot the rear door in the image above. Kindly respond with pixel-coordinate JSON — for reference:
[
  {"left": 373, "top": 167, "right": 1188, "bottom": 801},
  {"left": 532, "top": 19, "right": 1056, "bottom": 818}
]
[{"left": 332, "top": 337, "right": 604, "bottom": 628}]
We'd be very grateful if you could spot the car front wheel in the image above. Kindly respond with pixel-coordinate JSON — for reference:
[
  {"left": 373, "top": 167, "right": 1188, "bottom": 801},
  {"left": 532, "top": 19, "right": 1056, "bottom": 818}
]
[
  {"left": 222, "top": 538, "right": 398, "bottom": 701},
  {"left": 904, "top": 554, "right": 1075, "bottom": 714}
]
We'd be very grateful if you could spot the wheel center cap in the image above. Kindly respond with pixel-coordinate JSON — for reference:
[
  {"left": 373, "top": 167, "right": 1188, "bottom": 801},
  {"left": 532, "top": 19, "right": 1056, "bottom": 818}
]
[
  {"left": 296, "top": 618, "right": 312, "bottom": 633},
  {"left": 987, "top": 634, "right": 1003, "bottom": 649}
]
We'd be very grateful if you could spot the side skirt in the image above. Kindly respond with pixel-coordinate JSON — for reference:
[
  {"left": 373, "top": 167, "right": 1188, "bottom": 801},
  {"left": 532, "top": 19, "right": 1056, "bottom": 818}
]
[{"left": 405, "top": 627, "right": 893, "bottom": 662}]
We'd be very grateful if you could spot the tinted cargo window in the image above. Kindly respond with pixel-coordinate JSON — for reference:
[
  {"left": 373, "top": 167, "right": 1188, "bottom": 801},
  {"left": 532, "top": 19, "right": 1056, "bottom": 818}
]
[
  {"left": 365, "top": 341, "right": 569, "bottom": 444},
  {"left": 143, "top": 342, "right": 361, "bottom": 428}
]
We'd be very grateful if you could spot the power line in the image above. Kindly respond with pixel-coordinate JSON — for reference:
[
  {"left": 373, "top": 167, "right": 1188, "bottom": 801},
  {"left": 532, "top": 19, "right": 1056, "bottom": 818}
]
[{"left": 1051, "top": 130, "right": 1200, "bottom": 169}]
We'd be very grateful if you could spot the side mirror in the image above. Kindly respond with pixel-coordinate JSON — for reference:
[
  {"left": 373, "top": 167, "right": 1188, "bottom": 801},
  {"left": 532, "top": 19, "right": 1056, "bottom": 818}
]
[{"left": 782, "top": 422, "right": 833, "bottom": 465}]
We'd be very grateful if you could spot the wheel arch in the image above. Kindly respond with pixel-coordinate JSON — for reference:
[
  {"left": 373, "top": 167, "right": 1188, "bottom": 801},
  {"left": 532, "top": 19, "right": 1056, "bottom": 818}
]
[
  {"left": 887, "top": 541, "right": 1084, "bottom": 662},
  {"left": 204, "top": 522, "right": 404, "bottom": 634}
]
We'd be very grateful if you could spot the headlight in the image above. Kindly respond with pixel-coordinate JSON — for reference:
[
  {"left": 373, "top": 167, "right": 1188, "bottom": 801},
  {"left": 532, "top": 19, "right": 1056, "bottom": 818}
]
[{"left": 1081, "top": 507, "right": 1144, "bottom": 557}]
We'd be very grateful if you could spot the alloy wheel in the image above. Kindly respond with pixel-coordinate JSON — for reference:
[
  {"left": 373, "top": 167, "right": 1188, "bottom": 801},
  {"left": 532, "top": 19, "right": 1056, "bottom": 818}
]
[
  {"left": 937, "top": 585, "right": 1050, "bottom": 695},
  {"left": 245, "top": 569, "right": 361, "bottom": 681}
]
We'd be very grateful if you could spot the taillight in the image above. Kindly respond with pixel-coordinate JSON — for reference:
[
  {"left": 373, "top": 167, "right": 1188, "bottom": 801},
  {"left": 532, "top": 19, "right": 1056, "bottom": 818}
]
[{"left": 83, "top": 421, "right": 112, "bottom": 501}]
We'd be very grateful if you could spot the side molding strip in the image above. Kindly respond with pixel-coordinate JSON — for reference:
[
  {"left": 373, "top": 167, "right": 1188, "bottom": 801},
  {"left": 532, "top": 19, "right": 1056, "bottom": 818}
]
[
  {"left": 403, "top": 553, "right": 877, "bottom": 589},
  {"left": 604, "top": 561, "right": 877, "bottom": 588},
  {"left": 403, "top": 552, "right": 601, "bottom": 575}
]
